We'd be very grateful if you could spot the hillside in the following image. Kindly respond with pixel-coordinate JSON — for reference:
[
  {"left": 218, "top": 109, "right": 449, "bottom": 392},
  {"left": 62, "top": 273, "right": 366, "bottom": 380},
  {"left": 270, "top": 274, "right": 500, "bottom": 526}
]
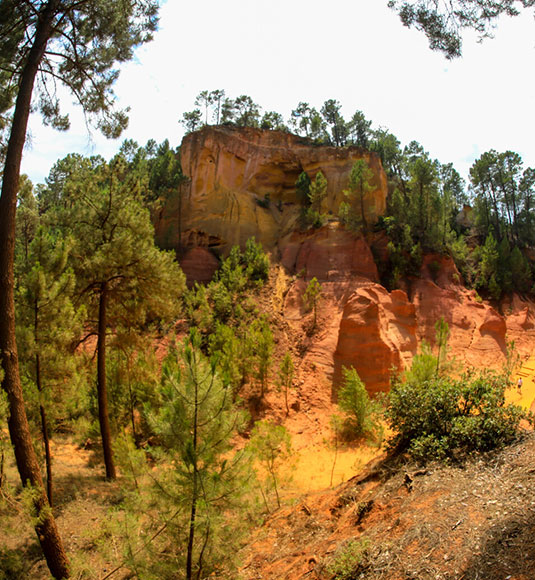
[
  {"left": 4, "top": 126, "right": 535, "bottom": 579},
  {"left": 159, "top": 126, "right": 535, "bottom": 394},
  {"left": 241, "top": 429, "right": 535, "bottom": 580}
]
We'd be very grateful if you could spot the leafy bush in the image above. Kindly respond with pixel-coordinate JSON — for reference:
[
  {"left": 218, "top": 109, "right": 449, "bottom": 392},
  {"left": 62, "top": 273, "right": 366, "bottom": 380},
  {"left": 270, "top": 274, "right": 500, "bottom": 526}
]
[
  {"left": 243, "top": 236, "right": 270, "bottom": 283},
  {"left": 386, "top": 365, "right": 528, "bottom": 462},
  {"left": 0, "top": 548, "right": 26, "bottom": 580},
  {"left": 326, "top": 537, "right": 370, "bottom": 579}
]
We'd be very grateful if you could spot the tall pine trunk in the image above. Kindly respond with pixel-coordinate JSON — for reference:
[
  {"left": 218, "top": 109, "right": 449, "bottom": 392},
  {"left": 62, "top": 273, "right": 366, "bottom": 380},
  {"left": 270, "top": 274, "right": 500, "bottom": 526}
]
[
  {"left": 0, "top": 2, "right": 70, "bottom": 577},
  {"left": 97, "top": 281, "right": 116, "bottom": 479},
  {"left": 35, "top": 298, "right": 53, "bottom": 505},
  {"left": 36, "top": 352, "right": 54, "bottom": 506}
]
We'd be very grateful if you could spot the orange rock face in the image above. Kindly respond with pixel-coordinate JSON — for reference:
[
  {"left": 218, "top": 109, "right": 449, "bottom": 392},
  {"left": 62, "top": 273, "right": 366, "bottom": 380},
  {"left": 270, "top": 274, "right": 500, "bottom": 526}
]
[
  {"left": 280, "top": 224, "right": 379, "bottom": 282},
  {"left": 286, "top": 242, "right": 535, "bottom": 395},
  {"left": 178, "top": 247, "right": 219, "bottom": 287},
  {"left": 155, "top": 126, "right": 388, "bottom": 260},
  {"left": 334, "top": 284, "right": 418, "bottom": 394},
  {"left": 154, "top": 126, "right": 535, "bottom": 395}
]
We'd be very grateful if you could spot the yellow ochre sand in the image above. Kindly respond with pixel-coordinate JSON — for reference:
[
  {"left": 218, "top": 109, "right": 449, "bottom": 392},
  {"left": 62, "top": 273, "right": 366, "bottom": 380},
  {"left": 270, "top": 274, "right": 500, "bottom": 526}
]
[{"left": 287, "top": 359, "right": 535, "bottom": 494}]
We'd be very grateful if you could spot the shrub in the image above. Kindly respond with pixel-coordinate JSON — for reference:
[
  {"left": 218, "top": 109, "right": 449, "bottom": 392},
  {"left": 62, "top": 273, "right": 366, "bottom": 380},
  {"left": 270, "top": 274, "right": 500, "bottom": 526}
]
[
  {"left": 243, "top": 236, "right": 270, "bottom": 283},
  {"left": 386, "top": 365, "right": 528, "bottom": 462},
  {"left": 337, "top": 367, "right": 383, "bottom": 443},
  {"left": 326, "top": 537, "right": 370, "bottom": 579},
  {"left": 0, "top": 548, "right": 26, "bottom": 580}
]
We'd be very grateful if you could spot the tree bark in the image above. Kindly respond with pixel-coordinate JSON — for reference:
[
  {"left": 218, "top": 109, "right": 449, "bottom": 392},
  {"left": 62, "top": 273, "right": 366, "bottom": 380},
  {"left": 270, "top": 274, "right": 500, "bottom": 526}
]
[
  {"left": 35, "top": 297, "right": 54, "bottom": 506},
  {"left": 0, "top": 2, "right": 70, "bottom": 577},
  {"left": 36, "top": 350, "right": 54, "bottom": 507},
  {"left": 97, "top": 281, "right": 116, "bottom": 479}
]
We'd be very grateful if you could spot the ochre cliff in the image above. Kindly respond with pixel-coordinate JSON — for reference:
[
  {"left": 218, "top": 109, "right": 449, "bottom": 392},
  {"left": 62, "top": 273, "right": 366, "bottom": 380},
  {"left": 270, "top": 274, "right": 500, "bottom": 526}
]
[
  {"left": 156, "top": 127, "right": 535, "bottom": 394},
  {"left": 154, "top": 125, "right": 388, "bottom": 266},
  {"left": 284, "top": 246, "right": 535, "bottom": 396}
]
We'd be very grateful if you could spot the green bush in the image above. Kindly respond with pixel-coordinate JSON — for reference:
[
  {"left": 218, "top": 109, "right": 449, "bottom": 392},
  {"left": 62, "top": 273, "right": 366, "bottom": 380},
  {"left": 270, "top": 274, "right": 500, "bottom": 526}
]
[
  {"left": 326, "top": 537, "right": 370, "bottom": 579},
  {"left": 386, "top": 366, "right": 528, "bottom": 462},
  {"left": 0, "top": 548, "right": 26, "bottom": 580},
  {"left": 337, "top": 367, "right": 383, "bottom": 443}
]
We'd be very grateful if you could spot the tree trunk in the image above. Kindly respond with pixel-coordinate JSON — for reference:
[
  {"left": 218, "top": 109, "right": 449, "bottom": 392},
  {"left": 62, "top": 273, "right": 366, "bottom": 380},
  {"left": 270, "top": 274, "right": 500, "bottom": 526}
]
[
  {"left": 97, "top": 281, "right": 116, "bottom": 479},
  {"left": 0, "top": 2, "right": 69, "bottom": 577},
  {"left": 36, "top": 351, "right": 54, "bottom": 506}
]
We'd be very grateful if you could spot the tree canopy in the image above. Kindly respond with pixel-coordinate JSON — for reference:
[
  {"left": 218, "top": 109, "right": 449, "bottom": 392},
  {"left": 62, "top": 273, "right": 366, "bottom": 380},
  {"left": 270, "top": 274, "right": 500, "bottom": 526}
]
[
  {"left": 0, "top": 2, "right": 159, "bottom": 577},
  {"left": 388, "top": 0, "right": 535, "bottom": 58}
]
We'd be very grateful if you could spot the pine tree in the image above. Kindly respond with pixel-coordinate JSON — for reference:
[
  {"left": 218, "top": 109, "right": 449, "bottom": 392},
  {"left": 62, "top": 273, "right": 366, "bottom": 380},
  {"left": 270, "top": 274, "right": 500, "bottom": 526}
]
[
  {"left": 145, "top": 331, "right": 254, "bottom": 579},
  {"left": 303, "top": 277, "right": 322, "bottom": 329},
  {"left": 47, "top": 153, "right": 185, "bottom": 479},
  {"left": 248, "top": 420, "right": 293, "bottom": 510},
  {"left": 0, "top": 3, "right": 158, "bottom": 575},
  {"left": 15, "top": 227, "right": 83, "bottom": 506},
  {"left": 342, "top": 159, "right": 375, "bottom": 231},
  {"left": 306, "top": 171, "right": 328, "bottom": 227}
]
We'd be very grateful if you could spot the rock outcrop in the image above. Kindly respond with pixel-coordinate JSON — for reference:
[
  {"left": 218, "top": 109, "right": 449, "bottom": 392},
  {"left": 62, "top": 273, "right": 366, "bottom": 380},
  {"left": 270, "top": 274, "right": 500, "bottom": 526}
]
[
  {"left": 154, "top": 126, "right": 388, "bottom": 261},
  {"left": 334, "top": 285, "right": 418, "bottom": 394}
]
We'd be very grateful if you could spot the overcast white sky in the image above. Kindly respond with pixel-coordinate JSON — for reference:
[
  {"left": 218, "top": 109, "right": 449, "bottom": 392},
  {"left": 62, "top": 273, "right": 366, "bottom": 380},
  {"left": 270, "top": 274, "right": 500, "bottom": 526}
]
[{"left": 21, "top": 0, "right": 535, "bottom": 186}]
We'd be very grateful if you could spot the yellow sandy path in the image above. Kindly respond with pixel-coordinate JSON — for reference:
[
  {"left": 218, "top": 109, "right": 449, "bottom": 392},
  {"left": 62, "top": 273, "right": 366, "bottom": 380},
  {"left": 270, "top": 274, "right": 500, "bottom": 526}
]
[{"left": 508, "top": 356, "right": 535, "bottom": 412}]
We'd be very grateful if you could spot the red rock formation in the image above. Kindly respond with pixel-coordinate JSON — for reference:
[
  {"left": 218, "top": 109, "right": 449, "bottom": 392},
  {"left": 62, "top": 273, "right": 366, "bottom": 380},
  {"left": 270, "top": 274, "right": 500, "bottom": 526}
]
[
  {"left": 333, "top": 284, "right": 418, "bottom": 395},
  {"left": 179, "top": 247, "right": 219, "bottom": 287},
  {"left": 280, "top": 224, "right": 379, "bottom": 282}
]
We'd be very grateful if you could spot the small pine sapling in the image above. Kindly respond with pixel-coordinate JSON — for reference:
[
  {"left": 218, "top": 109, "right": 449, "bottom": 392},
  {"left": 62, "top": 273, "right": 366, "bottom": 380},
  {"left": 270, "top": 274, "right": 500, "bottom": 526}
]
[{"left": 277, "top": 352, "right": 295, "bottom": 415}]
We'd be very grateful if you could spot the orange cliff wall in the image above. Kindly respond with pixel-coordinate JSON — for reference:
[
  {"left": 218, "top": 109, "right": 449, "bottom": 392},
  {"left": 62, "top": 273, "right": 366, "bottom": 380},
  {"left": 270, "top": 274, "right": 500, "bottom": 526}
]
[
  {"left": 154, "top": 125, "right": 388, "bottom": 262},
  {"left": 154, "top": 126, "right": 535, "bottom": 394}
]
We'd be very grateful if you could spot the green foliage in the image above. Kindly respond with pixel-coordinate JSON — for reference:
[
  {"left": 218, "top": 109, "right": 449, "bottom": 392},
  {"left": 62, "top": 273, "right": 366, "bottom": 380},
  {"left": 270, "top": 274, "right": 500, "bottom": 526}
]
[
  {"left": 326, "top": 537, "right": 370, "bottom": 580},
  {"left": 248, "top": 420, "right": 293, "bottom": 511},
  {"left": 243, "top": 237, "right": 270, "bottom": 282},
  {"left": 341, "top": 159, "right": 375, "bottom": 231},
  {"left": 107, "top": 344, "right": 160, "bottom": 442},
  {"left": 181, "top": 109, "right": 202, "bottom": 133},
  {"left": 295, "top": 171, "right": 312, "bottom": 206},
  {"left": 381, "top": 221, "right": 423, "bottom": 289},
  {"left": 208, "top": 323, "right": 245, "bottom": 394},
  {"left": 249, "top": 317, "right": 274, "bottom": 398},
  {"left": 303, "top": 277, "right": 322, "bottom": 329},
  {"left": 290, "top": 102, "right": 327, "bottom": 140},
  {"left": 260, "top": 111, "right": 288, "bottom": 131},
  {"left": 0, "top": 547, "right": 26, "bottom": 580},
  {"left": 15, "top": 226, "right": 86, "bottom": 437},
  {"left": 0, "top": 0, "right": 159, "bottom": 144},
  {"left": 304, "top": 171, "right": 328, "bottom": 228},
  {"left": 125, "top": 331, "right": 257, "bottom": 579},
  {"left": 387, "top": 346, "right": 528, "bottom": 462},
  {"left": 336, "top": 368, "right": 383, "bottom": 442},
  {"left": 348, "top": 110, "right": 372, "bottom": 148},
  {"left": 321, "top": 99, "right": 348, "bottom": 146},
  {"left": 510, "top": 245, "right": 532, "bottom": 292},
  {"left": 388, "top": 0, "right": 531, "bottom": 58}
]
